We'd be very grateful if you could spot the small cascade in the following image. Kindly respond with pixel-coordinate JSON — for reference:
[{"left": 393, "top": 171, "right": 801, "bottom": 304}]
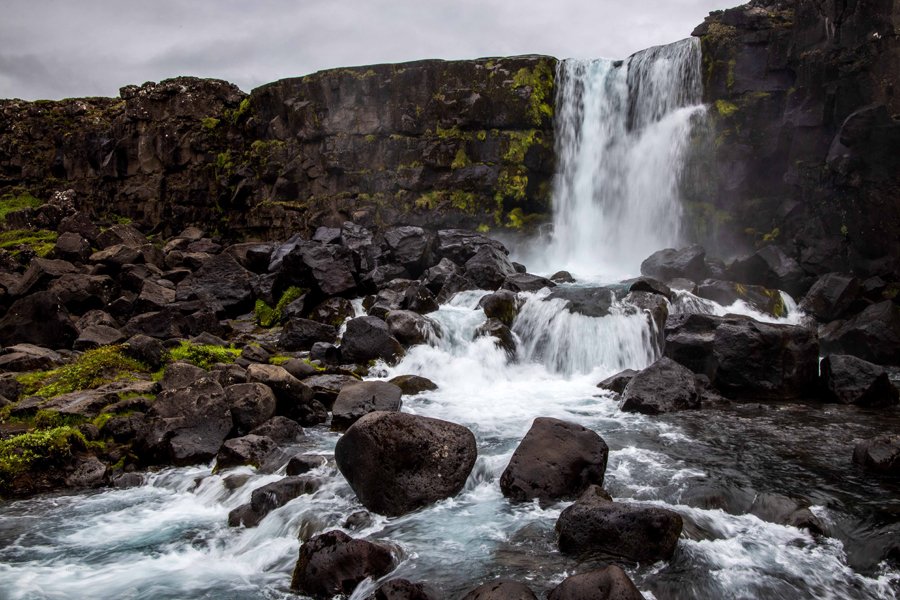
[{"left": 531, "top": 37, "right": 705, "bottom": 280}]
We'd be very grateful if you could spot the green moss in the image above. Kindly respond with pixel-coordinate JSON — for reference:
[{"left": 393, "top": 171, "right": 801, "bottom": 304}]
[
  {"left": 476, "top": 130, "right": 487, "bottom": 141},
  {"left": 225, "top": 98, "right": 252, "bottom": 124},
  {"left": 0, "top": 192, "right": 42, "bottom": 222},
  {"left": 415, "top": 190, "right": 446, "bottom": 210},
  {"left": 255, "top": 286, "right": 306, "bottom": 328},
  {"left": 476, "top": 224, "right": 490, "bottom": 234},
  {"left": 715, "top": 100, "right": 739, "bottom": 117},
  {"left": 0, "top": 229, "right": 58, "bottom": 257},
  {"left": 726, "top": 59, "right": 736, "bottom": 89},
  {"left": 496, "top": 169, "right": 528, "bottom": 202},
  {"left": 512, "top": 60, "right": 555, "bottom": 126},
  {"left": 91, "top": 413, "right": 113, "bottom": 431},
  {"left": 269, "top": 355, "right": 292, "bottom": 366},
  {"left": 0, "top": 426, "right": 86, "bottom": 486},
  {"left": 33, "top": 410, "right": 82, "bottom": 429},
  {"left": 365, "top": 134, "right": 377, "bottom": 143},
  {"left": 503, "top": 130, "right": 541, "bottom": 164},
  {"left": 215, "top": 150, "right": 234, "bottom": 174},
  {"left": 201, "top": 117, "right": 220, "bottom": 130},
  {"left": 764, "top": 288, "right": 786, "bottom": 318},
  {"left": 168, "top": 341, "right": 241, "bottom": 370},
  {"left": 21, "top": 346, "right": 148, "bottom": 399},
  {"left": 254, "top": 299, "right": 277, "bottom": 328},
  {"left": 436, "top": 125, "right": 468, "bottom": 140},
  {"left": 762, "top": 227, "right": 780, "bottom": 242},
  {"left": 450, "top": 191, "right": 477, "bottom": 214},
  {"left": 451, "top": 147, "right": 471, "bottom": 170}
]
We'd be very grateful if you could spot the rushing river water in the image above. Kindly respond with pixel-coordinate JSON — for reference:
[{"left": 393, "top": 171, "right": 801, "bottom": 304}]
[{"left": 2, "top": 38, "right": 899, "bottom": 600}]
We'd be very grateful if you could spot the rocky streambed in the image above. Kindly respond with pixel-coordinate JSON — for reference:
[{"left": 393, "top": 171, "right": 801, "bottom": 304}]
[{"left": 0, "top": 198, "right": 899, "bottom": 598}]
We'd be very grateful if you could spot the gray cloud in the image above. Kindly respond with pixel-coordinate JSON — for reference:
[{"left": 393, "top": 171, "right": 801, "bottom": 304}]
[{"left": 0, "top": 0, "right": 736, "bottom": 100}]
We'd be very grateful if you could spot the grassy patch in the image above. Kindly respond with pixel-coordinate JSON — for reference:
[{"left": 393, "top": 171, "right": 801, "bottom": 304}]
[
  {"left": 0, "top": 192, "right": 42, "bottom": 222},
  {"left": 254, "top": 286, "right": 306, "bottom": 328},
  {"left": 18, "top": 345, "right": 149, "bottom": 398},
  {"left": 0, "top": 426, "right": 86, "bottom": 486},
  {"left": 0, "top": 229, "right": 58, "bottom": 257},
  {"left": 168, "top": 341, "right": 241, "bottom": 370}
]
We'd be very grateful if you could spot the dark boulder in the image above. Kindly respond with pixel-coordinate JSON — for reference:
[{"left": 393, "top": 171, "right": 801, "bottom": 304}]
[
  {"left": 640, "top": 246, "right": 709, "bottom": 283},
  {"left": 52, "top": 232, "right": 91, "bottom": 263},
  {"left": 386, "top": 310, "right": 441, "bottom": 346},
  {"left": 160, "top": 361, "right": 206, "bottom": 391},
  {"left": 331, "top": 381, "right": 403, "bottom": 430},
  {"left": 281, "top": 242, "right": 358, "bottom": 297},
  {"left": 389, "top": 375, "right": 438, "bottom": 395},
  {"left": 725, "top": 245, "right": 808, "bottom": 297},
  {"left": 422, "top": 257, "right": 462, "bottom": 294},
  {"left": 597, "top": 369, "right": 638, "bottom": 395},
  {"left": 136, "top": 377, "right": 233, "bottom": 466},
  {"left": 250, "top": 416, "right": 305, "bottom": 444},
  {"left": 800, "top": 273, "right": 861, "bottom": 322},
  {"left": 286, "top": 454, "right": 327, "bottom": 475},
  {"left": 696, "top": 280, "right": 786, "bottom": 318},
  {"left": 341, "top": 316, "right": 405, "bottom": 365},
  {"left": 462, "top": 580, "right": 538, "bottom": 600},
  {"left": 820, "top": 301, "right": 900, "bottom": 366},
  {"left": 230, "top": 475, "right": 322, "bottom": 527},
  {"left": 547, "top": 567, "right": 645, "bottom": 600},
  {"left": 853, "top": 435, "right": 900, "bottom": 474},
  {"left": 465, "top": 246, "right": 517, "bottom": 290},
  {"left": 626, "top": 277, "right": 673, "bottom": 301},
  {"left": 0, "top": 291, "right": 78, "bottom": 349},
  {"left": 175, "top": 253, "right": 256, "bottom": 316},
  {"left": 556, "top": 486, "right": 683, "bottom": 562},
  {"left": 335, "top": 411, "right": 477, "bottom": 516},
  {"left": 73, "top": 325, "right": 125, "bottom": 350},
  {"left": 436, "top": 229, "right": 506, "bottom": 265},
  {"left": 307, "top": 297, "right": 355, "bottom": 327},
  {"left": 245, "top": 364, "right": 321, "bottom": 425},
  {"left": 665, "top": 313, "right": 819, "bottom": 399},
  {"left": 620, "top": 358, "right": 701, "bottom": 415},
  {"left": 291, "top": 530, "right": 395, "bottom": 598},
  {"left": 301, "top": 373, "right": 361, "bottom": 408},
  {"left": 819, "top": 355, "right": 899, "bottom": 407},
  {"left": 550, "top": 271, "right": 575, "bottom": 284},
  {"left": 479, "top": 290, "right": 519, "bottom": 327},
  {"left": 500, "top": 417, "right": 608, "bottom": 504},
  {"left": 215, "top": 434, "right": 279, "bottom": 470},
  {"left": 370, "top": 578, "right": 440, "bottom": 600},
  {"left": 502, "top": 273, "right": 555, "bottom": 293},
  {"left": 385, "top": 226, "right": 434, "bottom": 277},
  {"left": 474, "top": 318, "right": 517, "bottom": 358},
  {"left": 546, "top": 286, "right": 617, "bottom": 317},
  {"left": 225, "top": 382, "right": 278, "bottom": 435},
  {"left": 280, "top": 318, "right": 338, "bottom": 351}
]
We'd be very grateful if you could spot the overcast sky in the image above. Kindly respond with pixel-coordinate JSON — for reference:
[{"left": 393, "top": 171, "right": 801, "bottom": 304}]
[{"left": 1, "top": 0, "right": 737, "bottom": 101}]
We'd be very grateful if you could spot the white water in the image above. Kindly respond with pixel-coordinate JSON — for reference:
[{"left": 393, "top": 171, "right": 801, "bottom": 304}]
[{"left": 522, "top": 38, "right": 705, "bottom": 280}]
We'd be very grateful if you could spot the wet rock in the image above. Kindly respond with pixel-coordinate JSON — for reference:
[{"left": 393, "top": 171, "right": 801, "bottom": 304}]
[
  {"left": 502, "top": 273, "right": 555, "bottom": 293},
  {"left": 819, "top": 355, "right": 899, "bottom": 407},
  {"left": 436, "top": 229, "right": 506, "bottom": 265},
  {"left": 335, "top": 411, "right": 477, "bottom": 516},
  {"left": 546, "top": 286, "right": 616, "bottom": 317},
  {"left": 389, "top": 375, "right": 438, "bottom": 395},
  {"left": 547, "top": 567, "right": 645, "bottom": 600},
  {"left": 215, "top": 434, "right": 279, "bottom": 470},
  {"left": 370, "top": 578, "right": 440, "bottom": 600},
  {"left": 726, "top": 245, "right": 808, "bottom": 297},
  {"left": 310, "top": 342, "right": 341, "bottom": 365},
  {"left": 386, "top": 310, "right": 441, "bottom": 346},
  {"left": 279, "top": 318, "right": 338, "bottom": 351},
  {"left": 800, "top": 273, "right": 861, "bottom": 322},
  {"left": 462, "top": 580, "right": 537, "bottom": 600},
  {"left": 64, "top": 456, "right": 108, "bottom": 489},
  {"left": 340, "top": 316, "right": 405, "bottom": 365},
  {"left": 245, "top": 363, "right": 320, "bottom": 425},
  {"left": 286, "top": 454, "right": 327, "bottom": 475},
  {"left": 500, "top": 417, "right": 609, "bottom": 504},
  {"left": 596, "top": 369, "right": 637, "bottom": 395},
  {"left": 696, "top": 279, "right": 786, "bottom": 318},
  {"left": 820, "top": 301, "right": 900, "bottom": 366},
  {"left": 249, "top": 416, "right": 305, "bottom": 444},
  {"left": 640, "top": 245, "right": 709, "bottom": 283},
  {"left": 225, "top": 383, "right": 277, "bottom": 435},
  {"left": 344, "top": 510, "right": 373, "bottom": 531},
  {"left": 435, "top": 272, "right": 477, "bottom": 304},
  {"left": 556, "top": 486, "right": 683, "bottom": 562},
  {"left": 620, "top": 357, "right": 701, "bottom": 415},
  {"left": 479, "top": 290, "right": 519, "bottom": 327},
  {"left": 230, "top": 475, "right": 322, "bottom": 527},
  {"left": 422, "top": 258, "right": 462, "bottom": 294},
  {"left": 665, "top": 313, "right": 819, "bottom": 399},
  {"left": 136, "top": 377, "right": 232, "bottom": 466},
  {"left": 0, "top": 291, "right": 78, "bottom": 349},
  {"left": 550, "top": 271, "right": 575, "bottom": 283},
  {"left": 853, "top": 435, "right": 900, "bottom": 474},
  {"left": 301, "top": 373, "right": 360, "bottom": 408},
  {"left": 290, "top": 530, "right": 395, "bottom": 599},
  {"left": 748, "top": 493, "right": 826, "bottom": 536},
  {"left": 624, "top": 291, "right": 668, "bottom": 351},
  {"left": 474, "top": 318, "right": 517, "bottom": 357},
  {"left": 332, "top": 381, "right": 403, "bottom": 430},
  {"left": 626, "top": 276, "right": 673, "bottom": 301},
  {"left": 465, "top": 246, "right": 517, "bottom": 290}
]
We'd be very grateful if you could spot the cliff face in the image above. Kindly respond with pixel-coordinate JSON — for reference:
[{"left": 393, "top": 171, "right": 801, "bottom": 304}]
[
  {"left": 0, "top": 57, "right": 555, "bottom": 239},
  {"left": 693, "top": 0, "right": 900, "bottom": 277}
]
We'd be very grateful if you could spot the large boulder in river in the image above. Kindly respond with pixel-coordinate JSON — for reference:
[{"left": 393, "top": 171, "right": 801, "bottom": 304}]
[
  {"left": 331, "top": 381, "right": 403, "bottom": 430},
  {"left": 341, "top": 316, "right": 405, "bottom": 364},
  {"left": 386, "top": 310, "right": 441, "bottom": 346},
  {"left": 215, "top": 434, "right": 279, "bottom": 470},
  {"left": 479, "top": 290, "right": 520, "bottom": 327},
  {"left": 640, "top": 245, "right": 709, "bottom": 283},
  {"left": 620, "top": 357, "right": 701, "bottom": 415},
  {"left": 819, "top": 355, "right": 899, "bottom": 407},
  {"left": 556, "top": 486, "right": 683, "bottom": 562},
  {"left": 820, "top": 301, "right": 900, "bottom": 366},
  {"left": 853, "top": 435, "right": 900, "bottom": 474},
  {"left": 547, "top": 567, "right": 645, "bottom": 600},
  {"left": 462, "top": 580, "right": 538, "bottom": 600},
  {"left": 696, "top": 279, "right": 786, "bottom": 318},
  {"left": 500, "top": 417, "right": 608, "bottom": 504},
  {"left": 335, "top": 411, "right": 477, "bottom": 516},
  {"left": 291, "top": 530, "right": 395, "bottom": 598},
  {"left": 136, "top": 377, "right": 233, "bottom": 466},
  {"left": 465, "top": 246, "right": 517, "bottom": 290},
  {"left": 225, "top": 382, "right": 277, "bottom": 435},
  {"left": 665, "top": 313, "right": 818, "bottom": 399},
  {"left": 546, "top": 286, "right": 616, "bottom": 317}
]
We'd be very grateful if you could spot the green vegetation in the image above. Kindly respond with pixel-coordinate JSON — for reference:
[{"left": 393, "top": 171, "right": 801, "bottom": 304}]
[
  {"left": 0, "top": 229, "right": 58, "bottom": 257},
  {"left": 201, "top": 117, "right": 220, "bottom": 130},
  {"left": 0, "top": 426, "right": 86, "bottom": 487},
  {"left": 225, "top": 98, "right": 252, "bottom": 125},
  {"left": 168, "top": 341, "right": 241, "bottom": 370},
  {"left": 18, "top": 345, "right": 148, "bottom": 399},
  {"left": 0, "top": 192, "right": 42, "bottom": 222},
  {"left": 512, "top": 60, "right": 555, "bottom": 126},
  {"left": 254, "top": 286, "right": 306, "bottom": 328},
  {"left": 451, "top": 147, "right": 471, "bottom": 170},
  {"left": 715, "top": 100, "right": 739, "bottom": 117},
  {"left": 503, "top": 130, "right": 542, "bottom": 164},
  {"left": 495, "top": 169, "right": 528, "bottom": 202}
]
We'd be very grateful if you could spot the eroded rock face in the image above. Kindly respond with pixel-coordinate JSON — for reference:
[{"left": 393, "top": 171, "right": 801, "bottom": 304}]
[
  {"left": 334, "top": 411, "right": 477, "bottom": 516},
  {"left": 500, "top": 417, "right": 608, "bottom": 504}
]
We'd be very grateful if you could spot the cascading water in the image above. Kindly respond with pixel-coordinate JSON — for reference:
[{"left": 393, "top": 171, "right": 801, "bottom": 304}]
[{"left": 527, "top": 38, "right": 705, "bottom": 280}]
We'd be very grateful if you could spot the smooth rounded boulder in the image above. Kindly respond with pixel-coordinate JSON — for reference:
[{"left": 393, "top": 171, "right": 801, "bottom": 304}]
[
  {"left": 620, "top": 357, "right": 700, "bottom": 415},
  {"left": 547, "top": 567, "right": 645, "bottom": 600},
  {"left": 291, "top": 530, "right": 395, "bottom": 599},
  {"left": 462, "top": 580, "right": 538, "bottom": 600},
  {"left": 331, "top": 381, "right": 403, "bottom": 430},
  {"left": 500, "top": 417, "right": 608, "bottom": 504},
  {"left": 369, "top": 579, "right": 440, "bottom": 600},
  {"left": 335, "top": 411, "right": 477, "bottom": 516},
  {"left": 556, "top": 486, "right": 683, "bottom": 562},
  {"left": 225, "top": 382, "right": 277, "bottom": 435}
]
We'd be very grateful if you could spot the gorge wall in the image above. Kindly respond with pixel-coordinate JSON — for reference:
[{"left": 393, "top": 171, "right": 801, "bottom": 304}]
[{"left": 1, "top": 0, "right": 899, "bottom": 278}]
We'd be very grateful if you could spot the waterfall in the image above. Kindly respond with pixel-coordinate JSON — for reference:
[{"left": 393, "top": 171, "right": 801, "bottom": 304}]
[{"left": 536, "top": 38, "right": 705, "bottom": 280}]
